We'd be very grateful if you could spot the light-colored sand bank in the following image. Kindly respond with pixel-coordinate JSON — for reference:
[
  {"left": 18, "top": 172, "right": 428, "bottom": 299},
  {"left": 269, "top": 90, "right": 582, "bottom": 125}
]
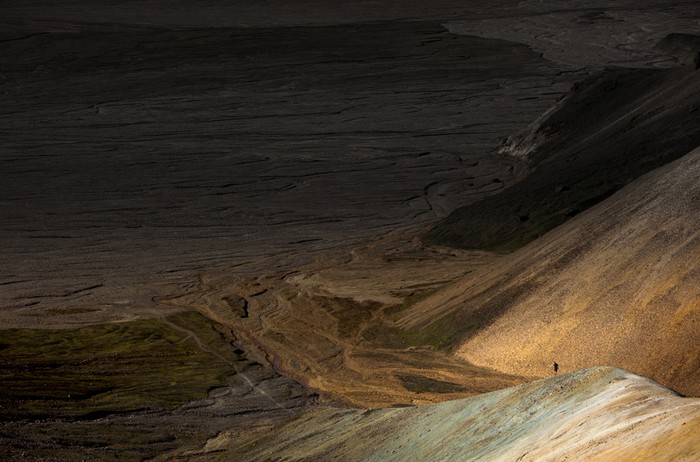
[{"left": 209, "top": 367, "right": 700, "bottom": 461}]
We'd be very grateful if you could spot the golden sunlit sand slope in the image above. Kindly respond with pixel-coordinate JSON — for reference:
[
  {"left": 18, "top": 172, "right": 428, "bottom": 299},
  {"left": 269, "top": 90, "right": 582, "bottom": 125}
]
[
  {"left": 400, "top": 146, "right": 700, "bottom": 396},
  {"left": 217, "top": 367, "right": 700, "bottom": 461}
]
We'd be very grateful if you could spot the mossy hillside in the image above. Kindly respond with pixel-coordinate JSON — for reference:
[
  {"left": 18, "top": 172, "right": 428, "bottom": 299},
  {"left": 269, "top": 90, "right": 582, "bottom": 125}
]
[
  {"left": 0, "top": 311, "right": 236, "bottom": 420},
  {"left": 393, "top": 315, "right": 456, "bottom": 350},
  {"left": 360, "top": 289, "right": 449, "bottom": 350},
  {"left": 362, "top": 314, "right": 460, "bottom": 351}
]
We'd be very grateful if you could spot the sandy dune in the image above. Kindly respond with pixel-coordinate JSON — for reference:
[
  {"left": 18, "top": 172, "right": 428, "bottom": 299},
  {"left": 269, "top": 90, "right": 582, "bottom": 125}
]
[
  {"left": 396, "top": 146, "right": 700, "bottom": 396},
  {"left": 214, "top": 367, "right": 700, "bottom": 461}
]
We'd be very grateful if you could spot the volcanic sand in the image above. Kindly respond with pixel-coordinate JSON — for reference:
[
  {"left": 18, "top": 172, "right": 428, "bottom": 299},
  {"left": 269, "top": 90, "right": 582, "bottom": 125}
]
[
  {"left": 209, "top": 367, "right": 700, "bottom": 461},
  {"left": 1, "top": 0, "right": 700, "bottom": 459},
  {"left": 0, "top": 20, "right": 572, "bottom": 329},
  {"left": 0, "top": 9, "right": 571, "bottom": 457},
  {"left": 161, "top": 149, "right": 700, "bottom": 410},
  {"left": 447, "top": 145, "right": 700, "bottom": 396}
]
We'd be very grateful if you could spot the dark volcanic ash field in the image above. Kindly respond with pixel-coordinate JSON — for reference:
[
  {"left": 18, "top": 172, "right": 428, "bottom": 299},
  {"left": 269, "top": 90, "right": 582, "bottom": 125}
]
[{"left": 1, "top": 1, "right": 699, "bottom": 460}]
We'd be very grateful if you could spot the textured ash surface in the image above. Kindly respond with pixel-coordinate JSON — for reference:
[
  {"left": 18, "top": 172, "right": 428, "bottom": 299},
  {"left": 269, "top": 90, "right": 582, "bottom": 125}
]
[
  {"left": 0, "top": 20, "right": 572, "bottom": 325},
  {"left": 1, "top": 1, "right": 699, "bottom": 460}
]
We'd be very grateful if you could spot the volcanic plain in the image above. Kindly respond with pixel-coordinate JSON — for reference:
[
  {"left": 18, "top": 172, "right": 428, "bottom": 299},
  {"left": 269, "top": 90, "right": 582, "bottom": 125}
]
[{"left": 1, "top": 0, "right": 699, "bottom": 460}]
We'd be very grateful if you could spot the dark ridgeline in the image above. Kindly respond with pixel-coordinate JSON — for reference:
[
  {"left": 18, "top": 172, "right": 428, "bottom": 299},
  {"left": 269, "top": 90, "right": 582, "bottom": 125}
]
[{"left": 426, "top": 50, "right": 700, "bottom": 252}]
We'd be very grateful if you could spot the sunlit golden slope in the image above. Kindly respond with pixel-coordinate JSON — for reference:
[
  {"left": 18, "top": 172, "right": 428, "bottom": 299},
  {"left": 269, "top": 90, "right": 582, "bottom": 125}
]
[
  {"left": 398, "top": 147, "right": 700, "bottom": 396},
  {"left": 212, "top": 367, "right": 700, "bottom": 461}
]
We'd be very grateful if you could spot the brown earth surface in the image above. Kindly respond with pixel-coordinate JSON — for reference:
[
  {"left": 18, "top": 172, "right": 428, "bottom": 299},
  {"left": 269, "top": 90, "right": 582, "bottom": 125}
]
[
  {"left": 160, "top": 229, "right": 528, "bottom": 408},
  {"left": 1, "top": 0, "right": 700, "bottom": 459},
  {"left": 161, "top": 149, "right": 700, "bottom": 409},
  {"left": 400, "top": 147, "right": 700, "bottom": 396},
  {"left": 205, "top": 367, "right": 700, "bottom": 461}
]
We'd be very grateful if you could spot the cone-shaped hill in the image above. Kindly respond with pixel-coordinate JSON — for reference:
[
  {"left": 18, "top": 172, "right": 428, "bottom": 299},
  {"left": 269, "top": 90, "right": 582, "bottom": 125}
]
[{"left": 397, "top": 145, "right": 700, "bottom": 396}]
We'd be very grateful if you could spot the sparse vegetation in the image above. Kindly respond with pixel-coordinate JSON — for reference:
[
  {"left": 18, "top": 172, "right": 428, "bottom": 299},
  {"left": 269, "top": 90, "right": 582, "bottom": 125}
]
[
  {"left": 392, "top": 314, "right": 457, "bottom": 350},
  {"left": 3, "top": 420, "right": 191, "bottom": 461},
  {"left": 0, "top": 311, "right": 236, "bottom": 421}
]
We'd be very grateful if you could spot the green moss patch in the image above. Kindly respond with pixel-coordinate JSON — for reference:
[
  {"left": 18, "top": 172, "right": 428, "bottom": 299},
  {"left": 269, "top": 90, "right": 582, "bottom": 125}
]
[
  {"left": 393, "top": 315, "right": 456, "bottom": 350},
  {"left": 0, "top": 311, "right": 235, "bottom": 421}
]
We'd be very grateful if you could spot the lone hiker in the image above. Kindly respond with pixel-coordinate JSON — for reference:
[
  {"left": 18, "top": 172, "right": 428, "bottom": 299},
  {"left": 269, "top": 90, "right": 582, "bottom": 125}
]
[{"left": 553, "top": 362, "right": 559, "bottom": 375}]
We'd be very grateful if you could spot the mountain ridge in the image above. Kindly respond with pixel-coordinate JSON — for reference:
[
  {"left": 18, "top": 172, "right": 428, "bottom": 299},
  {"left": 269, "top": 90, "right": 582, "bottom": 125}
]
[
  {"left": 398, "top": 145, "right": 700, "bottom": 396},
  {"left": 214, "top": 367, "right": 700, "bottom": 461}
]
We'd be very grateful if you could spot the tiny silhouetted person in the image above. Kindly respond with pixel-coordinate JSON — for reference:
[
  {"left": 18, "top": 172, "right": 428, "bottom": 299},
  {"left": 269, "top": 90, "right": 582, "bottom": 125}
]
[{"left": 553, "top": 362, "right": 559, "bottom": 374}]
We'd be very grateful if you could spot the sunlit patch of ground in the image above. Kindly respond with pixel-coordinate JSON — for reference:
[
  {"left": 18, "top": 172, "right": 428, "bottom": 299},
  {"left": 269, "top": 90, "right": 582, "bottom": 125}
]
[
  {"left": 160, "top": 232, "right": 526, "bottom": 408},
  {"left": 215, "top": 367, "right": 700, "bottom": 461}
]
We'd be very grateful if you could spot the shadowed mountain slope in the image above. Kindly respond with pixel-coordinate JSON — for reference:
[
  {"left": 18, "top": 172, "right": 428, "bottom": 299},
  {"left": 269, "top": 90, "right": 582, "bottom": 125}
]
[
  {"left": 654, "top": 33, "right": 700, "bottom": 68},
  {"left": 215, "top": 367, "right": 700, "bottom": 461},
  {"left": 425, "top": 62, "right": 700, "bottom": 252},
  {"left": 398, "top": 146, "right": 700, "bottom": 396}
]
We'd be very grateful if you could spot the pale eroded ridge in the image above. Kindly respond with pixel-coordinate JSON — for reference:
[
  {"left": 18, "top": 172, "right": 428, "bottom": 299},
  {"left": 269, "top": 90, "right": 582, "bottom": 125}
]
[{"left": 217, "top": 367, "right": 700, "bottom": 461}]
